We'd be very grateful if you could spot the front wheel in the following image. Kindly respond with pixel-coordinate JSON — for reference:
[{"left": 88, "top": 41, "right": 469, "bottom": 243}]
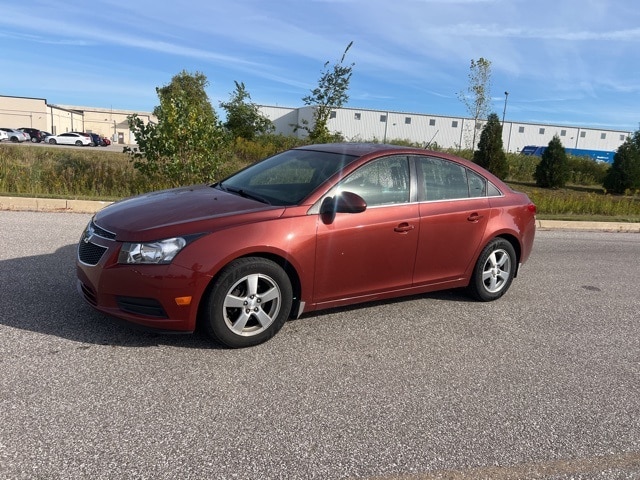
[
  {"left": 48, "top": 138, "right": 57, "bottom": 144},
  {"left": 467, "top": 238, "right": 516, "bottom": 301},
  {"left": 203, "top": 257, "right": 293, "bottom": 348}
]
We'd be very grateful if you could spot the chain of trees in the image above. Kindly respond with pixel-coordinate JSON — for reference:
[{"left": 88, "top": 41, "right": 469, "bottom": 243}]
[{"left": 125, "top": 50, "right": 640, "bottom": 195}]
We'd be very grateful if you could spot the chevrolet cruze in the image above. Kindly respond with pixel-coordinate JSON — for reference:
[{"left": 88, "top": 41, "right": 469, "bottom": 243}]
[{"left": 77, "top": 143, "right": 536, "bottom": 348}]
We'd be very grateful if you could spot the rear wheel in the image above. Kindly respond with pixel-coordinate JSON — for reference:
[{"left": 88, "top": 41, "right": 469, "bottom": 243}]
[
  {"left": 467, "top": 238, "right": 516, "bottom": 301},
  {"left": 203, "top": 257, "right": 293, "bottom": 348},
  {"left": 75, "top": 140, "right": 83, "bottom": 146},
  {"left": 48, "top": 138, "right": 57, "bottom": 144}
]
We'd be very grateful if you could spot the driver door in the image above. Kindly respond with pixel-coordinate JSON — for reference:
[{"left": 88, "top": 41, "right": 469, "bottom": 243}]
[{"left": 312, "top": 155, "right": 419, "bottom": 305}]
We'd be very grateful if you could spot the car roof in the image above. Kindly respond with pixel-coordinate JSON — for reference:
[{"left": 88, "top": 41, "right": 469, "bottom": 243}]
[{"left": 295, "top": 142, "right": 413, "bottom": 156}]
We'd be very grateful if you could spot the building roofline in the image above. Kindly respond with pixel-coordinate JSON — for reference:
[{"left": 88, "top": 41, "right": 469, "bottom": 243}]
[
  {"left": 53, "top": 104, "right": 154, "bottom": 116},
  {"left": 0, "top": 94, "right": 48, "bottom": 103},
  {"left": 259, "top": 103, "right": 632, "bottom": 134}
]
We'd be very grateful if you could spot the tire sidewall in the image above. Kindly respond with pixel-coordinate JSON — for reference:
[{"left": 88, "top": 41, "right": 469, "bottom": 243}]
[
  {"left": 205, "top": 258, "right": 293, "bottom": 348},
  {"left": 469, "top": 238, "right": 516, "bottom": 301}
]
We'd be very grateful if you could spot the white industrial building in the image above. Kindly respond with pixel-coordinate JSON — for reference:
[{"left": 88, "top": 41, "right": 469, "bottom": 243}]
[
  {"left": 1, "top": 94, "right": 631, "bottom": 153},
  {"left": 259, "top": 105, "right": 632, "bottom": 154}
]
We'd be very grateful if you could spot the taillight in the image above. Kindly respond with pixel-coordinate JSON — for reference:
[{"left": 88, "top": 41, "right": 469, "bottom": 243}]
[{"left": 527, "top": 203, "right": 537, "bottom": 215}]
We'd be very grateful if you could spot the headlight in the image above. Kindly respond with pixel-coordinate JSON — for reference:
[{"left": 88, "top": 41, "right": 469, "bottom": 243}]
[{"left": 118, "top": 237, "right": 187, "bottom": 265}]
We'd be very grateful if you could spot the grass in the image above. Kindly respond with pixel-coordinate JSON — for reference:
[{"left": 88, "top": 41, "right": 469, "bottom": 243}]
[
  {"left": 1, "top": 142, "right": 639, "bottom": 222},
  {"left": 509, "top": 182, "right": 640, "bottom": 222}
]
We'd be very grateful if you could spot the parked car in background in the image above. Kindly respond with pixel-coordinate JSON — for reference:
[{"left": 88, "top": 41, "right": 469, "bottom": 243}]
[
  {"left": 45, "top": 132, "right": 92, "bottom": 146},
  {"left": 89, "top": 133, "right": 104, "bottom": 146},
  {"left": 18, "top": 128, "right": 47, "bottom": 143},
  {"left": 0, "top": 129, "right": 9, "bottom": 142},
  {"left": 69, "top": 131, "right": 92, "bottom": 140},
  {"left": 101, "top": 136, "right": 111, "bottom": 146},
  {"left": 77, "top": 143, "right": 537, "bottom": 348},
  {"left": 0, "top": 128, "right": 29, "bottom": 142}
]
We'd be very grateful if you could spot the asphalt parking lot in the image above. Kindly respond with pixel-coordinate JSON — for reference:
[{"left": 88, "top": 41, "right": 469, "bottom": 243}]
[{"left": 0, "top": 211, "right": 639, "bottom": 479}]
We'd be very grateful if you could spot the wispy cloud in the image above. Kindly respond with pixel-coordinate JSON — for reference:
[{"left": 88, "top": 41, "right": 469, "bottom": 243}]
[{"left": 0, "top": 0, "right": 638, "bottom": 129}]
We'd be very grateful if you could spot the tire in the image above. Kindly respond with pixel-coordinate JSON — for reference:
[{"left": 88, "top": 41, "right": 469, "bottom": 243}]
[
  {"left": 467, "top": 238, "right": 516, "bottom": 301},
  {"left": 31, "top": 137, "right": 38, "bottom": 143},
  {"left": 75, "top": 140, "right": 83, "bottom": 146},
  {"left": 203, "top": 257, "right": 293, "bottom": 348},
  {"left": 49, "top": 139, "right": 57, "bottom": 144}
]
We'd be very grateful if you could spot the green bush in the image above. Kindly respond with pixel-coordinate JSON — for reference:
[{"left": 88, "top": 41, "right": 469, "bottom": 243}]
[
  {"left": 603, "top": 131, "right": 640, "bottom": 194},
  {"left": 1, "top": 140, "right": 638, "bottom": 220},
  {"left": 567, "top": 155, "right": 609, "bottom": 185},
  {"left": 535, "top": 135, "right": 570, "bottom": 188}
]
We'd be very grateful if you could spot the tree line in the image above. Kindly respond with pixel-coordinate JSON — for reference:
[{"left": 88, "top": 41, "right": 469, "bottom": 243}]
[{"left": 125, "top": 49, "right": 640, "bottom": 195}]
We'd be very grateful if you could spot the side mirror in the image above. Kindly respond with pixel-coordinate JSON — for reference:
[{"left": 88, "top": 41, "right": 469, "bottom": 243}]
[{"left": 320, "top": 191, "right": 367, "bottom": 223}]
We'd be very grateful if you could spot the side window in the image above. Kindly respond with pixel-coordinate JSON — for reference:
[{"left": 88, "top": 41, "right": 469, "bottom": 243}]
[
  {"left": 468, "top": 170, "right": 487, "bottom": 197},
  {"left": 417, "top": 156, "right": 470, "bottom": 201},
  {"left": 339, "top": 156, "right": 410, "bottom": 206}
]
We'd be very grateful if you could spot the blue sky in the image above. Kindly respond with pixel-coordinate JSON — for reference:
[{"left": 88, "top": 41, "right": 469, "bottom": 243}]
[{"left": 2, "top": 0, "right": 639, "bottom": 131}]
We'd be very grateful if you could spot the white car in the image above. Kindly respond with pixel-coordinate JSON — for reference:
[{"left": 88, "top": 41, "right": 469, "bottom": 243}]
[
  {"left": 0, "top": 128, "right": 28, "bottom": 142},
  {"left": 0, "top": 129, "right": 8, "bottom": 142},
  {"left": 45, "top": 132, "right": 92, "bottom": 146}
]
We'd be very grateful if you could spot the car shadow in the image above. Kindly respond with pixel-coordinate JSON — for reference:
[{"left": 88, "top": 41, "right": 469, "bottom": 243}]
[
  {"left": 0, "top": 242, "right": 473, "bottom": 348},
  {"left": 296, "top": 287, "right": 474, "bottom": 322},
  {"left": 0, "top": 243, "right": 219, "bottom": 349}
]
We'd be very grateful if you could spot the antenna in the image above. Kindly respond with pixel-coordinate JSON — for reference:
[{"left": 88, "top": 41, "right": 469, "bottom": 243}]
[{"left": 425, "top": 130, "right": 439, "bottom": 149}]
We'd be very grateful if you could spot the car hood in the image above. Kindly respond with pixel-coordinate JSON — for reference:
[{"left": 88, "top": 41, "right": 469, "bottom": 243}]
[{"left": 94, "top": 184, "right": 285, "bottom": 241}]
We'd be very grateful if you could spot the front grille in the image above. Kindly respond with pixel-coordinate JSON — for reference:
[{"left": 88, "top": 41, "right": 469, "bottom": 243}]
[
  {"left": 91, "top": 221, "right": 116, "bottom": 240},
  {"left": 78, "top": 241, "right": 107, "bottom": 265},
  {"left": 116, "top": 297, "right": 168, "bottom": 318}
]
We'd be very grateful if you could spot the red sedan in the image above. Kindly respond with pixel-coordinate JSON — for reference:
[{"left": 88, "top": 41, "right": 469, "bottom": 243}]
[{"left": 77, "top": 143, "right": 536, "bottom": 347}]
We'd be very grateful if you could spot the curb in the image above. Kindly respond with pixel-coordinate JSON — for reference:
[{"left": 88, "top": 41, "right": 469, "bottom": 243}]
[
  {"left": 0, "top": 196, "right": 113, "bottom": 214},
  {"left": 536, "top": 219, "right": 640, "bottom": 233},
  {"left": 1, "top": 196, "right": 639, "bottom": 233}
]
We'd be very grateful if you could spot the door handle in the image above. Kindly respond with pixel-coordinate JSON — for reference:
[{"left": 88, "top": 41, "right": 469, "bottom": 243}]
[
  {"left": 467, "top": 213, "right": 483, "bottom": 222},
  {"left": 394, "top": 223, "right": 415, "bottom": 233}
]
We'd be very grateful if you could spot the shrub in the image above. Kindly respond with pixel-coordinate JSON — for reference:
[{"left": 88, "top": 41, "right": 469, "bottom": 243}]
[
  {"left": 473, "top": 113, "right": 508, "bottom": 179},
  {"left": 535, "top": 135, "right": 569, "bottom": 188},
  {"left": 603, "top": 130, "right": 640, "bottom": 194}
]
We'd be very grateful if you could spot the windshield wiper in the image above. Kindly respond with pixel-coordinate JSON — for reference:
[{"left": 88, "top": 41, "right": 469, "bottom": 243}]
[{"left": 219, "top": 183, "right": 271, "bottom": 205}]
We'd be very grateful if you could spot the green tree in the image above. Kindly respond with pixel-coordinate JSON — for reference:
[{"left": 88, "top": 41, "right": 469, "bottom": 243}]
[
  {"left": 458, "top": 57, "right": 492, "bottom": 149},
  {"left": 297, "top": 42, "right": 354, "bottom": 143},
  {"left": 603, "top": 130, "right": 640, "bottom": 194},
  {"left": 220, "top": 81, "right": 274, "bottom": 140},
  {"left": 473, "top": 113, "right": 508, "bottom": 179},
  {"left": 534, "top": 135, "right": 570, "bottom": 188},
  {"left": 125, "top": 70, "right": 228, "bottom": 187}
]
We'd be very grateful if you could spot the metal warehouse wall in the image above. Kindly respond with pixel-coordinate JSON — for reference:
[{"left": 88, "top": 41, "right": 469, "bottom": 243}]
[{"left": 260, "top": 104, "right": 632, "bottom": 154}]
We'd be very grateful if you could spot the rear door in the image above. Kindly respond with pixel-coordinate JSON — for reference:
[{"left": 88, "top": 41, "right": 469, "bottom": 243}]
[{"left": 412, "top": 155, "right": 491, "bottom": 285}]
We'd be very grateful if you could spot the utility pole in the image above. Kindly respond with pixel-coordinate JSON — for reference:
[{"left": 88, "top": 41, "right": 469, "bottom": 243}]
[{"left": 502, "top": 91, "right": 509, "bottom": 126}]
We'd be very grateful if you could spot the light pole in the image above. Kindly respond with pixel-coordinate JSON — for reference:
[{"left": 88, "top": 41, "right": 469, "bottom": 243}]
[{"left": 502, "top": 91, "right": 509, "bottom": 125}]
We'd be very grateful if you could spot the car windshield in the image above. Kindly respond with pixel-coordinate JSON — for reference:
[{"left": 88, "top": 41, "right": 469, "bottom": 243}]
[{"left": 217, "top": 148, "right": 358, "bottom": 206}]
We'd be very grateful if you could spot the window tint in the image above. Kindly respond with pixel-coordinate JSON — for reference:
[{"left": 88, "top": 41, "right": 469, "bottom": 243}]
[
  {"left": 222, "top": 149, "right": 357, "bottom": 205},
  {"left": 468, "top": 170, "right": 487, "bottom": 197},
  {"left": 339, "top": 156, "right": 410, "bottom": 206},
  {"left": 487, "top": 182, "right": 502, "bottom": 196},
  {"left": 416, "top": 156, "right": 470, "bottom": 201}
]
